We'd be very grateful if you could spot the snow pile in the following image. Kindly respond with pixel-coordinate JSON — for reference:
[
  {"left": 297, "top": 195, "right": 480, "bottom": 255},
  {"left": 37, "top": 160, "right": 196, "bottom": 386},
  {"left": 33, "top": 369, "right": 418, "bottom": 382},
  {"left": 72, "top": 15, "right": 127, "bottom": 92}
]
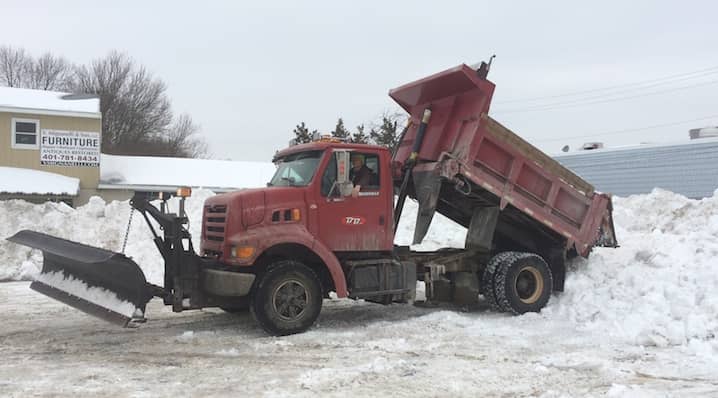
[
  {"left": 35, "top": 271, "right": 141, "bottom": 318},
  {"left": 0, "top": 190, "right": 215, "bottom": 283},
  {"left": 2, "top": 187, "right": 718, "bottom": 349},
  {"left": 0, "top": 166, "right": 80, "bottom": 195},
  {"left": 546, "top": 188, "right": 718, "bottom": 347}
]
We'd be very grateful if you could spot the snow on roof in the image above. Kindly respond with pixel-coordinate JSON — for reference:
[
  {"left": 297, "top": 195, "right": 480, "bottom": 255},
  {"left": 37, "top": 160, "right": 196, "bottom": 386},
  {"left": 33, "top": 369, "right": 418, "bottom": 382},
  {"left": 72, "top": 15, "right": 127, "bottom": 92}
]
[
  {"left": 99, "top": 154, "right": 276, "bottom": 191},
  {"left": 550, "top": 136, "right": 718, "bottom": 157},
  {"left": 0, "top": 167, "right": 80, "bottom": 196},
  {"left": 0, "top": 86, "right": 100, "bottom": 118}
]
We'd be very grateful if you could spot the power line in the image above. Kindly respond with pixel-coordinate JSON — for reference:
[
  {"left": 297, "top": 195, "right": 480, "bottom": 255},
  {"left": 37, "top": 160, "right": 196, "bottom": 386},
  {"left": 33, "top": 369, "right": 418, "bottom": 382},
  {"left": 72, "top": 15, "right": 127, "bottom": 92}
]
[
  {"left": 494, "top": 65, "right": 718, "bottom": 105},
  {"left": 494, "top": 79, "right": 718, "bottom": 114},
  {"left": 531, "top": 114, "right": 718, "bottom": 144},
  {"left": 495, "top": 70, "right": 718, "bottom": 109}
]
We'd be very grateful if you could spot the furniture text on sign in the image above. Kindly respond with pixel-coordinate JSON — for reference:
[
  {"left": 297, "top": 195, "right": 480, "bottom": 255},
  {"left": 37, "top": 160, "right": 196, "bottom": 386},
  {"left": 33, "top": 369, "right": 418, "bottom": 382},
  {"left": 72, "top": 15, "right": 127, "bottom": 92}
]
[{"left": 40, "top": 130, "right": 101, "bottom": 167}]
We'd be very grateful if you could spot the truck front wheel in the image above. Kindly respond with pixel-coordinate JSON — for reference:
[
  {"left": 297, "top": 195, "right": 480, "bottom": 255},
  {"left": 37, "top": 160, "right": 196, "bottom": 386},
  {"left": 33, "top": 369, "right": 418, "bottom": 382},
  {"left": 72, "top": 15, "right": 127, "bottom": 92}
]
[
  {"left": 251, "top": 260, "right": 323, "bottom": 336},
  {"left": 494, "top": 252, "right": 553, "bottom": 314}
]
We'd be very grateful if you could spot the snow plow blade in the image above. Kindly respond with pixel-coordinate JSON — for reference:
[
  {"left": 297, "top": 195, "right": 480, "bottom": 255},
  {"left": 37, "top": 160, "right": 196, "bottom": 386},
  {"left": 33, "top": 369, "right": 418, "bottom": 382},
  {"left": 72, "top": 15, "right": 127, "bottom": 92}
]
[{"left": 7, "top": 230, "right": 152, "bottom": 327}]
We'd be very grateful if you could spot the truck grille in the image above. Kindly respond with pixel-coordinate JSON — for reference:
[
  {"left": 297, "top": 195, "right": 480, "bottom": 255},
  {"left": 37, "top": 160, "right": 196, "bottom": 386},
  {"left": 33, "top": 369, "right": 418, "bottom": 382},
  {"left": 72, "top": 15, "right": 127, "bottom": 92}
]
[{"left": 204, "top": 205, "right": 227, "bottom": 242}]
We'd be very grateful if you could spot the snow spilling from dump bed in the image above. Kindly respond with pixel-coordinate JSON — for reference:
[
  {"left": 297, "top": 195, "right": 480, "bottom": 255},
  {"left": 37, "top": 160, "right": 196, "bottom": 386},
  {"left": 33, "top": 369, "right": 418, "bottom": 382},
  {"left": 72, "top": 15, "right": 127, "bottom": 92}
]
[
  {"left": 34, "top": 271, "right": 140, "bottom": 318},
  {"left": 2, "top": 188, "right": 718, "bottom": 349}
]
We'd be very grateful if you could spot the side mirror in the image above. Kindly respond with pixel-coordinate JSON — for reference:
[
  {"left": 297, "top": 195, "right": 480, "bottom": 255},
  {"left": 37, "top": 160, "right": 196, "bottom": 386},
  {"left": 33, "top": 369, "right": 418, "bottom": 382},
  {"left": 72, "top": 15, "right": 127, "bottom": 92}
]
[{"left": 335, "top": 151, "right": 354, "bottom": 197}]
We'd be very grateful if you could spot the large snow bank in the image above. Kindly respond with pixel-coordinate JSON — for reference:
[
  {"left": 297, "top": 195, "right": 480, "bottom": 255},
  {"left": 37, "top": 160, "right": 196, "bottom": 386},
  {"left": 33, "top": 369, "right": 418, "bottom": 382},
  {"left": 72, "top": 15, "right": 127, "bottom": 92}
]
[
  {"left": 1, "top": 188, "right": 717, "bottom": 349},
  {"left": 0, "top": 166, "right": 80, "bottom": 195},
  {"left": 546, "top": 188, "right": 718, "bottom": 347},
  {"left": 0, "top": 190, "right": 215, "bottom": 284}
]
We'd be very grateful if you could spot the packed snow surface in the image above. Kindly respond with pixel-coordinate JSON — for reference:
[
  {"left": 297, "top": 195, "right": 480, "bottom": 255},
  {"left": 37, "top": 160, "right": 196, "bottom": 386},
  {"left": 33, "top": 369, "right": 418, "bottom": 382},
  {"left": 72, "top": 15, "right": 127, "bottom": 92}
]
[
  {"left": 1, "top": 188, "right": 717, "bottom": 396},
  {"left": 34, "top": 271, "right": 140, "bottom": 318},
  {"left": 0, "top": 166, "right": 80, "bottom": 195},
  {"left": 100, "top": 154, "right": 276, "bottom": 191},
  {"left": 0, "top": 85, "right": 100, "bottom": 114}
]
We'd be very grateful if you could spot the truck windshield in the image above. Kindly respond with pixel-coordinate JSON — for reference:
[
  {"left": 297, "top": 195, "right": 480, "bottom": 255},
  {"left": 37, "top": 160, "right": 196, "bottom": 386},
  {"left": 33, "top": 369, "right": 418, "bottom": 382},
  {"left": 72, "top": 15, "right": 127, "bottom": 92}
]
[{"left": 269, "top": 150, "right": 323, "bottom": 187}]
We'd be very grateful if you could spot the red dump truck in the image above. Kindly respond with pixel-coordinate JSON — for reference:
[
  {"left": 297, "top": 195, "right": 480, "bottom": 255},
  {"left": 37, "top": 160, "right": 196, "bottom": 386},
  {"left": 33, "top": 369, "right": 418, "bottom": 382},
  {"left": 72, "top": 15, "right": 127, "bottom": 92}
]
[{"left": 8, "top": 61, "right": 617, "bottom": 335}]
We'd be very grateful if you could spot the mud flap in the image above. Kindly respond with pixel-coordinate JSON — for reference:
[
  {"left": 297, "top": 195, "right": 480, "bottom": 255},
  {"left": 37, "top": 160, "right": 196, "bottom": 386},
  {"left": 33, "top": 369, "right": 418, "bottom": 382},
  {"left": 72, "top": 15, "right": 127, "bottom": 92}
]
[
  {"left": 412, "top": 170, "right": 442, "bottom": 245},
  {"left": 7, "top": 230, "right": 152, "bottom": 327},
  {"left": 597, "top": 209, "right": 619, "bottom": 248}
]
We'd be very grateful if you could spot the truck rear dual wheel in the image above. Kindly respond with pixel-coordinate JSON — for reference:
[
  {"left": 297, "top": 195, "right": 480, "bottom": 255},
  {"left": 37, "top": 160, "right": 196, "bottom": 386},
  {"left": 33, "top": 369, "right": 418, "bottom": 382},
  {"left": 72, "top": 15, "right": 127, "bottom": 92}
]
[
  {"left": 251, "top": 260, "right": 323, "bottom": 336},
  {"left": 481, "top": 252, "right": 515, "bottom": 311},
  {"left": 483, "top": 252, "right": 552, "bottom": 314}
]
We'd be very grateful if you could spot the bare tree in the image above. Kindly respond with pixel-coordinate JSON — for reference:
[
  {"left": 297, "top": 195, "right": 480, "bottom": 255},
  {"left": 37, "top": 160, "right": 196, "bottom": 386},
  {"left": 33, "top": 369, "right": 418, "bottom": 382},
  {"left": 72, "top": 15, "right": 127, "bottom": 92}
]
[
  {"left": 28, "top": 52, "right": 74, "bottom": 91},
  {"left": 72, "top": 51, "right": 175, "bottom": 154},
  {"left": 166, "top": 113, "right": 209, "bottom": 158},
  {"left": 0, "top": 46, "right": 31, "bottom": 87},
  {"left": 1, "top": 47, "right": 209, "bottom": 158}
]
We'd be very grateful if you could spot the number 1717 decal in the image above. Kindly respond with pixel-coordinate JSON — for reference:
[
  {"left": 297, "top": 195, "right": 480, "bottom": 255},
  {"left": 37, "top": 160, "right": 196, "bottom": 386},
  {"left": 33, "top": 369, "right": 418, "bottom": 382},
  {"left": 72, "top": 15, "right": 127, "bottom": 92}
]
[{"left": 343, "top": 216, "right": 366, "bottom": 225}]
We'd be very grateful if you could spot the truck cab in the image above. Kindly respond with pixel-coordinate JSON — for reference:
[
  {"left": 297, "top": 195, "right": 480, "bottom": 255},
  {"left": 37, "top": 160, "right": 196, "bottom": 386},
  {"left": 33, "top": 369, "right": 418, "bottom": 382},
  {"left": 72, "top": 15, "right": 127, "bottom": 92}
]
[{"left": 200, "top": 140, "right": 416, "bottom": 334}]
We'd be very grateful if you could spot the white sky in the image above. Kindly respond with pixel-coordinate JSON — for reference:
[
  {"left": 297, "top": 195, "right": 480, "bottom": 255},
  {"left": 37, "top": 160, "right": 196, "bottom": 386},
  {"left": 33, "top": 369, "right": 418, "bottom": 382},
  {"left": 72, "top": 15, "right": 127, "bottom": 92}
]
[{"left": 2, "top": 1, "right": 717, "bottom": 160}]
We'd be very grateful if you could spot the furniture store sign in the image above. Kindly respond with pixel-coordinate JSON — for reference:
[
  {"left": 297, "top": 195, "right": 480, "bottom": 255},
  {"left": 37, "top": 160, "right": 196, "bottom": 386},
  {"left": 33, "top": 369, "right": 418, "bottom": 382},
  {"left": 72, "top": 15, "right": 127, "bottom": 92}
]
[{"left": 40, "top": 129, "right": 101, "bottom": 167}]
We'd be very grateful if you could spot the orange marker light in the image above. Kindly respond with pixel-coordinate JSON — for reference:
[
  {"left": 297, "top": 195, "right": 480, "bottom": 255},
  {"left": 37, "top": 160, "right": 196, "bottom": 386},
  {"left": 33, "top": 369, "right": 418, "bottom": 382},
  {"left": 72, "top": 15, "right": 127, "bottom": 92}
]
[
  {"left": 176, "top": 187, "right": 192, "bottom": 197},
  {"left": 291, "top": 208, "right": 301, "bottom": 221},
  {"left": 231, "top": 246, "right": 255, "bottom": 259}
]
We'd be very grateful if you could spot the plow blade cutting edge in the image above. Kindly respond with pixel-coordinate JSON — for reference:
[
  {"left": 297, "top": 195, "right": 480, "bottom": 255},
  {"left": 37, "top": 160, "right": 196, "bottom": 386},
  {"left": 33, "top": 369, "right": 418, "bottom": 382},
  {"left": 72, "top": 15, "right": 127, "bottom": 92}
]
[{"left": 7, "top": 230, "right": 153, "bottom": 327}]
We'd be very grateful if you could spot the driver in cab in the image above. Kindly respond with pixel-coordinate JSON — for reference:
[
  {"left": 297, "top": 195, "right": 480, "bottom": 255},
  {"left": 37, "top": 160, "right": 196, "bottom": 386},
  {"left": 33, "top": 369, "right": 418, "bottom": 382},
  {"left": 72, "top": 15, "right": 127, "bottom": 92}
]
[{"left": 349, "top": 153, "right": 372, "bottom": 198}]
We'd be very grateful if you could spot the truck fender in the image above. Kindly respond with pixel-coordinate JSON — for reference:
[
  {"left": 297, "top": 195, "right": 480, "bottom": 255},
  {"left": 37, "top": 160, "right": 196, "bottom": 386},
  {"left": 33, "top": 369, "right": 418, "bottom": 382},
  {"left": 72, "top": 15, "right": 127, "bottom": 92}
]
[
  {"left": 309, "top": 238, "right": 348, "bottom": 298},
  {"left": 245, "top": 225, "right": 348, "bottom": 297}
]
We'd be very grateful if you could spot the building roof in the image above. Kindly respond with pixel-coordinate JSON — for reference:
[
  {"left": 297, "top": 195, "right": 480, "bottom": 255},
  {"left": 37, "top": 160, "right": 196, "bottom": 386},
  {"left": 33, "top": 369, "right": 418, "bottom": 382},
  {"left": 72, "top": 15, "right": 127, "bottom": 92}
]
[
  {"left": 554, "top": 138, "right": 718, "bottom": 199},
  {"left": 99, "top": 154, "right": 276, "bottom": 192},
  {"left": 0, "top": 167, "right": 80, "bottom": 196},
  {"left": 0, "top": 86, "right": 101, "bottom": 119}
]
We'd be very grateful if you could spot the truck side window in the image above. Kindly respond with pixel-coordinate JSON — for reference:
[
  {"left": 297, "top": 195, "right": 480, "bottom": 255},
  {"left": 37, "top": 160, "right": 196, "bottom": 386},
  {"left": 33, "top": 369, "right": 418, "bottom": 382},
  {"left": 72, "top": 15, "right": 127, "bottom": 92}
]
[
  {"left": 350, "top": 153, "right": 380, "bottom": 192},
  {"left": 321, "top": 153, "right": 338, "bottom": 197}
]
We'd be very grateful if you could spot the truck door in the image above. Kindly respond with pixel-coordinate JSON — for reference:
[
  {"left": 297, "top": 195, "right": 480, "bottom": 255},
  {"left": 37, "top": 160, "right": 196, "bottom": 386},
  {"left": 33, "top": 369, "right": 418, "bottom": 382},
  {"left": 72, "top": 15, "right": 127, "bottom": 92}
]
[{"left": 313, "top": 149, "right": 392, "bottom": 252}]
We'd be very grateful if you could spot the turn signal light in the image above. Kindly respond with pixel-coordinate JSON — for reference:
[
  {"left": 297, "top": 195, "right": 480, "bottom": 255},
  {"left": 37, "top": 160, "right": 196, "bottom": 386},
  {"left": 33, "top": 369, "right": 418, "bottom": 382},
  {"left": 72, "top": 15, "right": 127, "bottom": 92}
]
[
  {"left": 231, "top": 245, "right": 255, "bottom": 259},
  {"left": 291, "top": 208, "right": 301, "bottom": 221},
  {"left": 176, "top": 187, "right": 192, "bottom": 197}
]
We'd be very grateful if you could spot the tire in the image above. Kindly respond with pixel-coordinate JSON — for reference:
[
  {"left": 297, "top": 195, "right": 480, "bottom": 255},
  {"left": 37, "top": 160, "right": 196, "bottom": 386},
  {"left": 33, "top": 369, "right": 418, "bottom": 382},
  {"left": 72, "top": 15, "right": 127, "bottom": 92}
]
[
  {"left": 481, "top": 252, "right": 515, "bottom": 312},
  {"left": 250, "top": 260, "right": 323, "bottom": 336},
  {"left": 494, "top": 252, "right": 553, "bottom": 314}
]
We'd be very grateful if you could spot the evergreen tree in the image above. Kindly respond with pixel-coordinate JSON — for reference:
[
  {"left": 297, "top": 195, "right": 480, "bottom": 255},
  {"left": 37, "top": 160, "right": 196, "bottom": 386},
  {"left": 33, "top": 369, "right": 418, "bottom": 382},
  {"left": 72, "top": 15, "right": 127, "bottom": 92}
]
[
  {"left": 331, "top": 117, "right": 351, "bottom": 140},
  {"left": 370, "top": 116, "right": 400, "bottom": 148},
  {"left": 351, "top": 124, "right": 370, "bottom": 144},
  {"left": 292, "top": 122, "right": 314, "bottom": 144}
]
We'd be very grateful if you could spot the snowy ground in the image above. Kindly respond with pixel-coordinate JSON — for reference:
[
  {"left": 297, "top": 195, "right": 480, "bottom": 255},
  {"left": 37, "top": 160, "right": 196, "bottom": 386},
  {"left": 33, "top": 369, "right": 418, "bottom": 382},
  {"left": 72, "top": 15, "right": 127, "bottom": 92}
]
[{"left": 1, "top": 189, "right": 718, "bottom": 396}]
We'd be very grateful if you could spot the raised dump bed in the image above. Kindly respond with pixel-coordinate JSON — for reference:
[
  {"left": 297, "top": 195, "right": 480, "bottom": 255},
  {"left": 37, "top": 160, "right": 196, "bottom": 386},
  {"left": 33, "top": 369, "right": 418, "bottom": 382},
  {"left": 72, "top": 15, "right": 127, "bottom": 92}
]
[{"left": 391, "top": 64, "right": 616, "bottom": 261}]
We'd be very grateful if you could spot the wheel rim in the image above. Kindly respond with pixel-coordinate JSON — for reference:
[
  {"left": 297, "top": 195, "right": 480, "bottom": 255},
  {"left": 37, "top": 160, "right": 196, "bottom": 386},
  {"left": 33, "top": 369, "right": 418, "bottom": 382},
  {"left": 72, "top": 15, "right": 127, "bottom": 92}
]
[
  {"left": 272, "top": 279, "right": 310, "bottom": 321},
  {"left": 515, "top": 266, "right": 544, "bottom": 304}
]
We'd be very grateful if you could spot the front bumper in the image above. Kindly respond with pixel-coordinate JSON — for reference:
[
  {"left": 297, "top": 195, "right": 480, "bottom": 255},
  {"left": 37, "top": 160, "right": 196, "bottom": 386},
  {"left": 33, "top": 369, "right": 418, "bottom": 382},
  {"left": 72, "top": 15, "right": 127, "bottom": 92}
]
[{"left": 202, "top": 269, "right": 256, "bottom": 297}]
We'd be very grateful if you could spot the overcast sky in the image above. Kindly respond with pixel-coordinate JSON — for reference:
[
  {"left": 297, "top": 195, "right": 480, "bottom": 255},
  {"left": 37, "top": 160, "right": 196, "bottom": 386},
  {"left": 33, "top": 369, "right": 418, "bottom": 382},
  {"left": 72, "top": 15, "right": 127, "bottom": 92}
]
[{"left": 2, "top": 1, "right": 717, "bottom": 160}]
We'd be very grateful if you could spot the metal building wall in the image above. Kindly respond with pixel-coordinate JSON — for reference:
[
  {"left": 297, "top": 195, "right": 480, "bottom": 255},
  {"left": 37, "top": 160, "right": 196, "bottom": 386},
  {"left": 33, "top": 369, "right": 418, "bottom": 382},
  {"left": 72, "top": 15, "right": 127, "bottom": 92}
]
[{"left": 554, "top": 139, "right": 718, "bottom": 199}]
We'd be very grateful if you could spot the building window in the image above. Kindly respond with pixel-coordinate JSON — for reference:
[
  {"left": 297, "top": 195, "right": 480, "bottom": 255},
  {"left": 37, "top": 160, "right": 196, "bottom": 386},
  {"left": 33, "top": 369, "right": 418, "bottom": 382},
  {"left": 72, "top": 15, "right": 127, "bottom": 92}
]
[{"left": 11, "top": 118, "right": 40, "bottom": 149}]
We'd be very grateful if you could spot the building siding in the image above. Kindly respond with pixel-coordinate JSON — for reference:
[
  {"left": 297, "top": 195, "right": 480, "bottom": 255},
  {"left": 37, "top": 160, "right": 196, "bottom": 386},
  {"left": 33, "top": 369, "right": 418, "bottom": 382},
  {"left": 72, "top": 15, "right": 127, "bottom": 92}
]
[
  {"left": 555, "top": 140, "right": 718, "bottom": 199},
  {"left": 0, "top": 111, "right": 102, "bottom": 204}
]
